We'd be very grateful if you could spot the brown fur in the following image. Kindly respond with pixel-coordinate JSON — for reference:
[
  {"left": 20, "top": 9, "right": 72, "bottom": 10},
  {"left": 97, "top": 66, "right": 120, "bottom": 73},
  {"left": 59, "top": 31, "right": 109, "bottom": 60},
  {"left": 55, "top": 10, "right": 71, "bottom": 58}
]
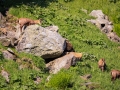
[
  {"left": 18, "top": 18, "right": 42, "bottom": 32},
  {"left": 65, "top": 39, "right": 75, "bottom": 52},
  {"left": 66, "top": 52, "right": 82, "bottom": 60},
  {"left": 111, "top": 69, "right": 120, "bottom": 81},
  {"left": 73, "top": 52, "right": 82, "bottom": 60},
  {"left": 98, "top": 58, "right": 106, "bottom": 72}
]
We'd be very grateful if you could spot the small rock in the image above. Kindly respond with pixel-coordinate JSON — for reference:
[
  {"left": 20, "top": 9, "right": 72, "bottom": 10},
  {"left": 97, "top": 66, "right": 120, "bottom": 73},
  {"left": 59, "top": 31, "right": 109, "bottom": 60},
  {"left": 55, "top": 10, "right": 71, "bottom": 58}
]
[
  {"left": 2, "top": 50, "right": 17, "bottom": 60},
  {"left": 0, "top": 38, "right": 11, "bottom": 46},
  {"left": 34, "top": 77, "right": 41, "bottom": 84},
  {"left": 1, "top": 69, "right": 9, "bottom": 83},
  {"left": 80, "top": 74, "right": 92, "bottom": 80}
]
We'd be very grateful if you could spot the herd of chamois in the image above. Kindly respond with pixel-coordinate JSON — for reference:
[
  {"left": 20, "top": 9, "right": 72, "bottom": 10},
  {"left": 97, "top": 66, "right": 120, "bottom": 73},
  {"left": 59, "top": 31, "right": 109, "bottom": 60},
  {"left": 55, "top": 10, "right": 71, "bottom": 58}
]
[
  {"left": 1, "top": 17, "right": 119, "bottom": 82},
  {"left": 18, "top": 17, "right": 120, "bottom": 82}
]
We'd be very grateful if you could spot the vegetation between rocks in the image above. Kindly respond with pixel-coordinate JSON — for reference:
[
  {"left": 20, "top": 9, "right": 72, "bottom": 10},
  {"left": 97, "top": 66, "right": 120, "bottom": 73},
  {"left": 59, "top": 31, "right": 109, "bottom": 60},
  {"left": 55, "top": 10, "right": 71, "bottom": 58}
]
[{"left": 0, "top": 0, "right": 120, "bottom": 90}]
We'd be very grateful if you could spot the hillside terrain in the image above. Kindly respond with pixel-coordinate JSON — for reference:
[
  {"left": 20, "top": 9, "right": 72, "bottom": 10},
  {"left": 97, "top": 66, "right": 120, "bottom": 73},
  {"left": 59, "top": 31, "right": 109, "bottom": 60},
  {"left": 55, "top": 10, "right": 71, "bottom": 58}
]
[{"left": 0, "top": 0, "right": 120, "bottom": 90}]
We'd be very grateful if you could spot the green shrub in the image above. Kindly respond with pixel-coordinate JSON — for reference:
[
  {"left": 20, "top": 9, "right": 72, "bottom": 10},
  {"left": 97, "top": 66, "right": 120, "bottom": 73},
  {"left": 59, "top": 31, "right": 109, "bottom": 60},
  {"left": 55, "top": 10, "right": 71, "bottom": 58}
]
[
  {"left": 46, "top": 70, "right": 73, "bottom": 89},
  {"left": 18, "top": 52, "right": 46, "bottom": 71},
  {"left": 114, "top": 24, "right": 120, "bottom": 36}
]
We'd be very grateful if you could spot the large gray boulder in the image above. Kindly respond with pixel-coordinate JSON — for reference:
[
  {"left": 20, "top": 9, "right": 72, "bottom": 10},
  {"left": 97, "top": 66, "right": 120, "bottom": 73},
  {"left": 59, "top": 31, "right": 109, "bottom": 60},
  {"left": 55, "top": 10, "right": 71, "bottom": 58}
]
[{"left": 16, "top": 25, "right": 66, "bottom": 59}]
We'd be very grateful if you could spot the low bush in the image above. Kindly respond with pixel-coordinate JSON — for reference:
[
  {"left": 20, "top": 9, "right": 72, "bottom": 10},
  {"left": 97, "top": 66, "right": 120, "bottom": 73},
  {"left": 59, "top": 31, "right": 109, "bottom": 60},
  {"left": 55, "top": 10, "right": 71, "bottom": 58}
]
[{"left": 46, "top": 69, "right": 73, "bottom": 89}]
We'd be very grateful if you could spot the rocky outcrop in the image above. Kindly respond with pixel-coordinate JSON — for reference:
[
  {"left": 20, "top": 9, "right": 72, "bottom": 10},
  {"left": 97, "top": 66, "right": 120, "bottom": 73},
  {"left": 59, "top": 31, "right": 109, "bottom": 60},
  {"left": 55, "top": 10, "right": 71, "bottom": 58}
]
[
  {"left": 0, "top": 16, "right": 19, "bottom": 47},
  {"left": 89, "top": 10, "right": 106, "bottom": 19},
  {"left": 0, "top": 30, "right": 21, "bottom": 47},
  {"left": 46, "top": 52, "right": 82, "bottom": 74},
  {"left": 16, "top": 25, "right": 66, "bottom": 59},
  {"left": 87, "top": 10, "right": 120, "bottom": 42}
]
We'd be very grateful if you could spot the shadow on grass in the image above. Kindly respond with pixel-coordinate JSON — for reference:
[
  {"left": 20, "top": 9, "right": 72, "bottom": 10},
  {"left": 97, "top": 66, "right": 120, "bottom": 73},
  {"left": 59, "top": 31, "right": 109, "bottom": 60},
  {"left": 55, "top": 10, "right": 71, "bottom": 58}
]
[{"left": 0, "top": 0, "right": 58, "bottom": 15}]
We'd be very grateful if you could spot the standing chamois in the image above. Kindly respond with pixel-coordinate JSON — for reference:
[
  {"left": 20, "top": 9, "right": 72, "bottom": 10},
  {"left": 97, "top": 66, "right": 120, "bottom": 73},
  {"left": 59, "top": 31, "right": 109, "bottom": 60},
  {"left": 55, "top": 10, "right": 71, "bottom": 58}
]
[
  {"left": 98, "top": 58, "right": 106, "bottom": 72},
  {"left": 18, "top": 18, "right": 42, "bottom": 33},
  {"left": 111, "top": 69, "right": 120, "bottom": 81}
]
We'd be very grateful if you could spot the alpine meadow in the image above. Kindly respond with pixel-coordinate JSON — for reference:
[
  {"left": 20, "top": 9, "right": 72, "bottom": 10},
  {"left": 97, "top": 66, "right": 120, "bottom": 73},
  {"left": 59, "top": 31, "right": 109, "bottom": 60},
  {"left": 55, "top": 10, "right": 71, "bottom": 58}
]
[{"left": 0, "top": 0, "right": 120, "bottom": 90}]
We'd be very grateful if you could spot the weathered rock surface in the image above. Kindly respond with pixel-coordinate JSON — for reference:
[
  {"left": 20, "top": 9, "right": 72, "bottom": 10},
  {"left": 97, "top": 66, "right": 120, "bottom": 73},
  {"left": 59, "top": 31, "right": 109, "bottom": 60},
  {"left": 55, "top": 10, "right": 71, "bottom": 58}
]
[
  {"left": 2, "top": 48, "right": 17, "bottom": 60},
  {"left": 46, "top": 52, "right": 82, "bottom": 74},
  {"left": 0, "top": 30, "right": 20, "bottom": 47},
  {"left": 1, "top": 69, "right": 10, "bottom": 83},
  {"left": 16, "top": 25, "right": 66, "bottom": 59},
  {"left": 89, "top": 10, "right": 105, "bottom": 19},
  {"left": 0, "top": 17, "right": 19, "bottom": 47},
  {"left": 88, "top": 10, "right": 120, "bottom": 43},
  {"left": 0, "top": 37, "right": 11, "bottom": 46},
  {"left": 80, "top": 74, "right": 92, "bottom": 80},
  {"left": 45, "top": 25, "right": 59, "bottom": 32}
]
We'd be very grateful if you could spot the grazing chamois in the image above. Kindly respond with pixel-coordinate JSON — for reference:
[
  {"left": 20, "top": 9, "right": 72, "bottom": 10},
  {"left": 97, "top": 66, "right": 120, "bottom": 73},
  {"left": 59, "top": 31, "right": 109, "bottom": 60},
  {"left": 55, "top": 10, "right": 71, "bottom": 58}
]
[
  {"left": 98, "top": 58, "right": 106, "bottom": 72},
  {"left": 111, "top": 69, "right": 120, "bottom": 81},
  {"left": 18, "top": 18, "right": 42, "bottom": 33}
]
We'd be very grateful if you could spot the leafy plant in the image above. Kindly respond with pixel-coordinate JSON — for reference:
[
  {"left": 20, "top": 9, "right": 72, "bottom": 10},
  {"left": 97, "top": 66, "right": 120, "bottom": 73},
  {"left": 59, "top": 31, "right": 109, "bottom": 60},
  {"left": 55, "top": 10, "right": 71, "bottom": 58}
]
[{"left": 46, "top": 69, "right": 73, "bottom": 89}]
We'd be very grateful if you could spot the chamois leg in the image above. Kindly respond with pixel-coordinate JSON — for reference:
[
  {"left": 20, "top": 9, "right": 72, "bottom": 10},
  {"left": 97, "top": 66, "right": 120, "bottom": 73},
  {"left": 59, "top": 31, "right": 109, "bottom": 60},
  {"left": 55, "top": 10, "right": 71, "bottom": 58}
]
[
  {"left": 99, "top": 66, "right": 102, "bottom": 71},
  {"left": 101, "top": 67, "right": 104, "bottom": 72},
  {"left": 111, "top": 76, "right": 116, "bottom": 81}
]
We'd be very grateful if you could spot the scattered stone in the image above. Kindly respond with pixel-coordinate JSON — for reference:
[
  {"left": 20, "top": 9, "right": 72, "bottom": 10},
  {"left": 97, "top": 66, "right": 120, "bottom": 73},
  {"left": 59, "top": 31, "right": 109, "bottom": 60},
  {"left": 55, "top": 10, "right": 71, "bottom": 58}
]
[
  {"left": 46, "top": 75, "right": 51, "bottom": 82},
  {"left": 81, "top": 8, "right": 87, "bottom": 14},
  {"left": 34, "top": 77, "right": 41, "bottom": 84},
  {"left": 1, "top": 69, "right": 9, "bottom": 83},
  {"left": 0, "top": 38, "right": 11, "bottom": 46},
  {"left": 80, "top": 74, "right": 92, "bottom": 80},
  {"left": 2, "top": 49, "right": 17, "bottom": 60},
  {"left": 89, "top": 10, "right": 105, "bottom": 19}
]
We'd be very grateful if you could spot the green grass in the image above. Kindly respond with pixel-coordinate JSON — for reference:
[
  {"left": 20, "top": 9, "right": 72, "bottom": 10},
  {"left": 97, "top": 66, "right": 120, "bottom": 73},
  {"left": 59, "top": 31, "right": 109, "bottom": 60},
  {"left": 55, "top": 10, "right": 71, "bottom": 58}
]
[
  {"left": 0, "top": 0, "right": 120, "bottom": 89},
  {"left": 45, "top": 69, "right": 73, "bottom": 89}
]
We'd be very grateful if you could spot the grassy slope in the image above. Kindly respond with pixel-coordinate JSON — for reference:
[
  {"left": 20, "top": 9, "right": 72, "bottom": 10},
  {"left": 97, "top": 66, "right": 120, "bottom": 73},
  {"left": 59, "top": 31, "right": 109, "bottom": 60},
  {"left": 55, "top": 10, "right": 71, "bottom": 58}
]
[{"left": 0, "top": 0, "right": 120, "bottom": 89}]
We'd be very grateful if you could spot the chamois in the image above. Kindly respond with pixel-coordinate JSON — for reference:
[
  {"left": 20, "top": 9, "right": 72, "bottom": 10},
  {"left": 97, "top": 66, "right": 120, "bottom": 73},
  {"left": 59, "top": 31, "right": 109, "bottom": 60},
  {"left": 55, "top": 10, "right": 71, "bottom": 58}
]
[
  {"left": 111, "top": 69, "right": 120, "bottom": 81},
  {"left": 98, "top": 58, "right": 106, "bottom": 72},
  {"left": 18, "top": 18, "right": 42, "bottom": 33}
]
